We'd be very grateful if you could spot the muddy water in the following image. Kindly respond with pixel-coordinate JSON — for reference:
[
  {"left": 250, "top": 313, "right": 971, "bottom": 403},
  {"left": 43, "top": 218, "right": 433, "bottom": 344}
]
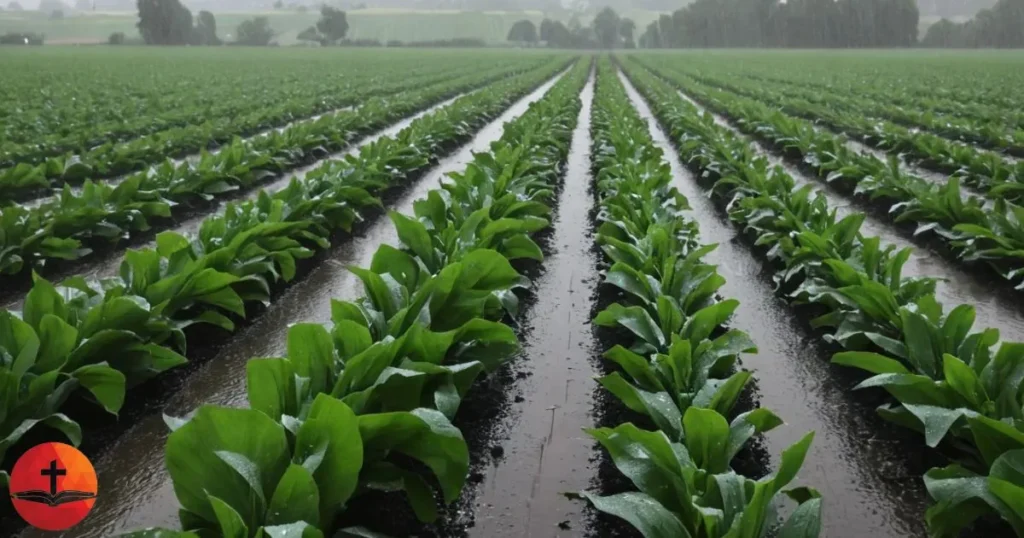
[
  {"left": 0, "top": 92, "right": 474, "bottom": 313},
  {"left": 674, "top": 90, "right": 1024, "bottom": 345},
  {"left": 621, "top": 71, "right": 931, "bottom": 538},
  {"left": 468, "top": 74, "right": 598, "bottom": 538},
  {"left": 16, "top": 74, "right": 564, "bottom": 538}
]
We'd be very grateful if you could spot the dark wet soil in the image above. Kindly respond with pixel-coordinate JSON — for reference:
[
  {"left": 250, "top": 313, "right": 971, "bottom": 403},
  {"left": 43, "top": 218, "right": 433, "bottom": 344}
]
[
  {"left": 8, "top": 72, "right": 567, "bottom": 538},
  {"left": 465, "top": 72, "right": 599, "bottom": 538},
  {"left": 619, "top": 69, "right": 937, "bottom": 538}
]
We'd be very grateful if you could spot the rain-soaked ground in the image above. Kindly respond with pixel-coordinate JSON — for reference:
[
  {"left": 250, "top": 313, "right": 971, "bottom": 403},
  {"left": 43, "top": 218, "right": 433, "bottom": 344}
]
[
  {"left": 619, "top": 69, "right": 936, "bottom": 538},
  {"left": 12, "top": 71, "right": 566, "bottom": 538},
  {"left": 466, "top": 71, "right": 599, "bottom": 538}
]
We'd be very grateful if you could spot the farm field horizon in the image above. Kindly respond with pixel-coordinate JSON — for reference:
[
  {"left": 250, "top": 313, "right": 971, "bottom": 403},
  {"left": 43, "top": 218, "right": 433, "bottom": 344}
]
[
  {"left": 0, "top": 8, "right": 666, "bottom": 44},
  {"left": 2, "top": 46, "right": 1024, "bottom": 538}
]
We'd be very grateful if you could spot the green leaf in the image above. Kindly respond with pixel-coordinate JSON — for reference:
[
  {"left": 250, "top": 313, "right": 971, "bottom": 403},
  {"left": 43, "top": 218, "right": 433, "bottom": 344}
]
[
  {"left": 595, "top": 303, "right": 665, "bottom": 350},
  {"left": 923, "top": 465, "right": 1005, "bottom": 537},
  {"left": 164, "top": 406, "right": 290, "bottom": 532},
  {"left": 903, "top": 404, "right": 966, "bottom": 447},
  {"left": 832, "top": 351, "right": 910, "bottom": 375},
  {"left": 681, "top": 299, "right": 738, "bottom": 346},
  {"left": 969, "top": 415, "right": 1024, "bottom": 467},
  {"left": 294, "top": 394, "right": 363, "bottom": 525},
  {"left": 208, "top": 494, "right": 248, "bottom": 538},
  {"left": 943, "top": 354, "right": 988, "bottom": 409},
  {"left": 683, "top": 407, "right": 729, "bottom": 473},
  {"left": 246, "top": 358, "right": 298, "bottom": 422},
  {"left": 581, "top": 492, "right": 691, "bottom": 538},
  {"left": 777, "top": 498, "right": 823, "bottom": 538},
  {"left": 287, "top": 323, "right": 335, "bottom": 397},
  {"left": 34, "top": 314, "right": 78, "bottom": 373},
  {"left": 390, "top": 211, "right": 436, "bottom": 270},
  {"left": 71, "top": 363, "right": 126, "bottom": 415},
  {"left": 585, "top": 423, "right": 692, "bottom": 519},
  {"left": 599, "top": 372, "right": 683, "bottom": 440},
  {"left": 358, "top": 408, "right": 468, "bottom": 505},
  {"left": 266, "top": 463, "right": 320, "bottom": 527}
]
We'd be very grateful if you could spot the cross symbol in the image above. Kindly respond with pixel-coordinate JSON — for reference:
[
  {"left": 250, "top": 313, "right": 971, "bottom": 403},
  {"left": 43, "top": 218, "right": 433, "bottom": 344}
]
[{"left": 40, "top": 460, "right": 66, "bottom": 495}]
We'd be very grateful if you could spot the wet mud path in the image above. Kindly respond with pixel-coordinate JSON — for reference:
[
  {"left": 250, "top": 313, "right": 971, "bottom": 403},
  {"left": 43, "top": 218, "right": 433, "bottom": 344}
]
[
  {"left": 467, "top": 73, "right": 599, "bottom": 538},
  {"left": 15, "top": 74, "right": 566, "bottom": 538},
  {"left": 672, "top": 89, "right": 1024, "bottom": 346},
  {"left": 620, "top": 70, "right": 932, "bottom": 538}
]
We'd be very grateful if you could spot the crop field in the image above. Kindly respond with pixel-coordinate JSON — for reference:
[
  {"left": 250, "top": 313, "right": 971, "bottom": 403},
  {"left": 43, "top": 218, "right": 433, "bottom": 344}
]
[{"left": 2, "top": 46, "right": 1024, "bottom": 538}]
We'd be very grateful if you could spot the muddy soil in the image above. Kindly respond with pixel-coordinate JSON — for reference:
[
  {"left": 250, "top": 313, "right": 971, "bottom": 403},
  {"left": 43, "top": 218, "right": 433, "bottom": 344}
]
[
  {"left": 12, "top": 73, "right": 566, "bottom": 538},
  {"left": 620, "top": 71, "right": 935, "bottom": 538},
  {"left": 465, "top": 72, "right": 599, "bottom": 538}
]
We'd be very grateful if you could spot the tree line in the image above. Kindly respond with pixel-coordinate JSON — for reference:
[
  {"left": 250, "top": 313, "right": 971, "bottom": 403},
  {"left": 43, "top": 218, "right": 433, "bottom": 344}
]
[
  {"left": 638, "top": 0, "right": 919, "bottom": 48},
  {"left": 921, "top": 0, "right": 1024, "bottom": 48},
  {"left": 134, "top": 0, "right": 348, "bottom": 46},
  {"left": 508, "top": 7, "right": 637, "bottom": 49}
]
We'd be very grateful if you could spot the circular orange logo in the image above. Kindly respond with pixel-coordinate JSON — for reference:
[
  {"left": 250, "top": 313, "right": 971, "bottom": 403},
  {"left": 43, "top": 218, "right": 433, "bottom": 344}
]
[{"left": 8, "top": 443, "right": 97, "bottom": 531}]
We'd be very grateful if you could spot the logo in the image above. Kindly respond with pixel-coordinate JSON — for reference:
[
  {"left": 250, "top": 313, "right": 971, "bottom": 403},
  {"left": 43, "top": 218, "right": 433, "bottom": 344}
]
[{"left": 8, "top": 442, "right": 97, "bottom": 531}]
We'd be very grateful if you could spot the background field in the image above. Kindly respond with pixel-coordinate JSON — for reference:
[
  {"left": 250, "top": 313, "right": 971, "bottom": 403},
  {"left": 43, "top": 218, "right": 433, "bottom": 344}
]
[{"left": 0, "top": 8, "right": 664, "bottom": 44}]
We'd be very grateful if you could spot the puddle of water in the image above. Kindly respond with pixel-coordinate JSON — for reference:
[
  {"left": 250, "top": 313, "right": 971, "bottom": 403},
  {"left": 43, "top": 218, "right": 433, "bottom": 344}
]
[
  {"left": 622, "top": 72, "right": 929, "bottom": 538},
  {"left": 468, "top": 73, "right": 598, "bottom": 538},
  {"left": 17, "top": 73, "right": 565, "bottom": 538},
  {"left": 674, "top": 90, "right": 1024, "bottom": 345}
]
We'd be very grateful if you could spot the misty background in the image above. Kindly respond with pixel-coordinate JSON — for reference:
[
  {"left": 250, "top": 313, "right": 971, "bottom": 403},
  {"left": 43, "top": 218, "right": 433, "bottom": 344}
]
[
  {"left": 0, "top": 0, "right": 1010, "bottom": 46},
  {"left": 2, "top": 0, "right": 998, "bottom": 18}
]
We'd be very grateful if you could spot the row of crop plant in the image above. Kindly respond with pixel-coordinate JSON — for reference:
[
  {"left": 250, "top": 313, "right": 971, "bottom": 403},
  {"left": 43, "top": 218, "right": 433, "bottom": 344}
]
[
  {"left": 571, "top": 57, "right": 823, "bottom": 538},
  {"left": 116, "top": 59, "right": 592, "bottom": 538},
  {"left": 0, "top": 60, "right": 572, "bottom": 490},
  {"left": 621, "top": 56, "right": 1024, "bottom": 537}
]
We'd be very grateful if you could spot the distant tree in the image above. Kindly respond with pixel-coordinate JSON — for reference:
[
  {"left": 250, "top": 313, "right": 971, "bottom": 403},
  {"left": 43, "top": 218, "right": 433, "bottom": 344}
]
[
  {"left": 0, "top": 31, "right": 43, "bottom": 44},
  {"left": 645, "top": 0, "right": 920, "bottom": 48},
  {"left": 73, "top": 0, "right": 90, "bottom": 11},
  {"left": 592, "top": 7, "right": 620, "bottom": 48},
  {"left": 659, "top": 13, "right": 676, "bottom": 47},
  {"left": 315, "top": 6, "right": 348, "bottom": 44},
  {"left": 539, "top": 18, "right": 553, "bottom": 41},
  {"left": 137, "top": 0, "right": 194, "bottom": 45},
  {"left": 544, "top": 19, "right": 573, "bottom": 47},
  {"left": 921, "top": 18, "right": 964, "bottom": 47},
  {"left": 7, "top": 1, "right": 21, "bottom": 9},
  {"left": 921, "top": 0, "right": 1024, "bottom": 48},
  {"left": 619, "top": 17, "right": 635, "bottom": 48},
  {"left": 273, "top": 0, "right": 282, "bottom": 7},
  {"left": 296, "top": 25, "right": 321, "bottom": 44},
  {"left": 194, "top": 10, "right": 219, "bottom": 45},
  {"left": 506, "top": 19, "right": 537, "bottom": 44},
  {"left": 639, "top": 20, "right": 659, "bottom": 48},
  {"left": 108, "top": 31, "right": 125, "bottom": 44},
  {"left": 236, "top": 16, "right": 274, "bottom": 45},
  {"left": 567, "top": 14, "right": 582, "bottom": 34},
  {"left": 49, "top": 8, "right": 63, "bottom": 19}
]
